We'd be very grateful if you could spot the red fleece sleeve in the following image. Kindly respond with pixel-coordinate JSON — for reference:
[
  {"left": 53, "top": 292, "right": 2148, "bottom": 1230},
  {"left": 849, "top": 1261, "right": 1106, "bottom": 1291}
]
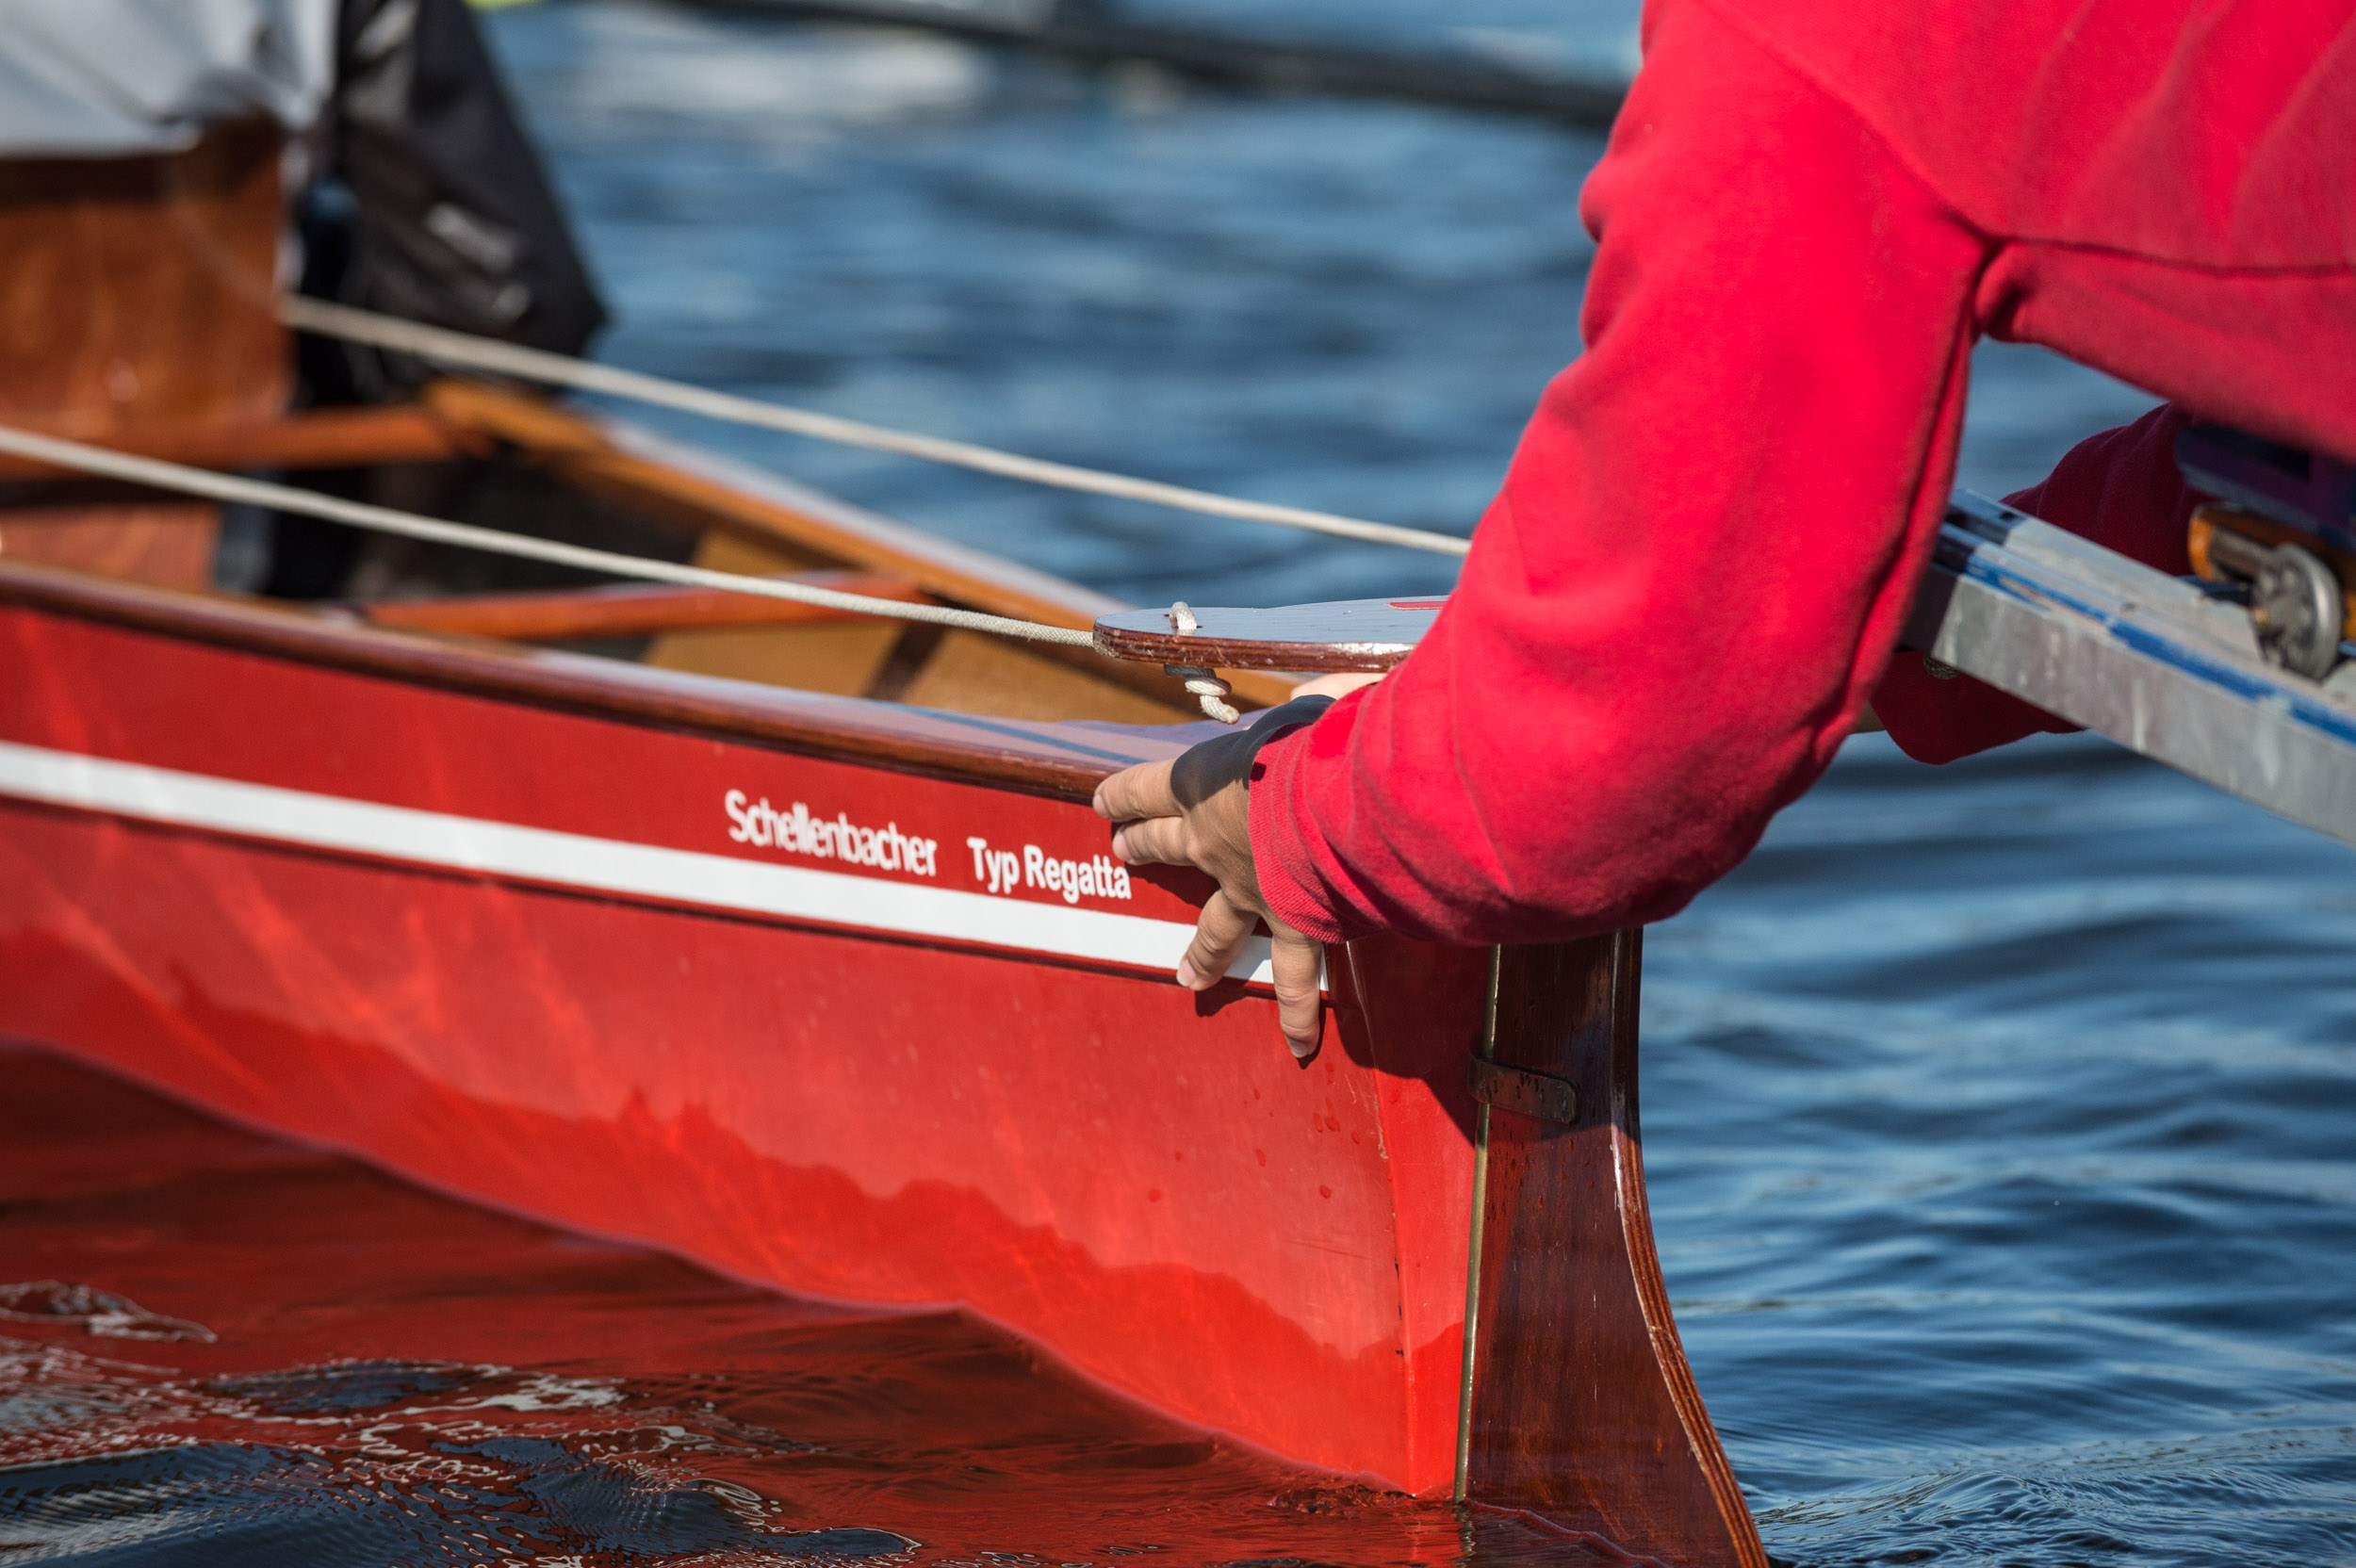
[
  {"left": 1247, "top": 0, "right": 1988, "bottom": 946},
  {"left": 1873, "top": 402, "right": 2200, "bottom": 762}
]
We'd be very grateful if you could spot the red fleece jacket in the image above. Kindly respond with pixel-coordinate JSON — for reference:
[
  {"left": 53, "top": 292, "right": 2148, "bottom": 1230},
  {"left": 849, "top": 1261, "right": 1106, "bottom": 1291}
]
[{"left": 1252, "top": 0, "right": 2356, "bottom": 946}]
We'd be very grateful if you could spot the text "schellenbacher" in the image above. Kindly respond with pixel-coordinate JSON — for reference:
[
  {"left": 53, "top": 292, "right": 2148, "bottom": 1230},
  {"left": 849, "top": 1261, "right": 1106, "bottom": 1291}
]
[{"left": 726, "top": 791, "right": 940, "bottom": 877}]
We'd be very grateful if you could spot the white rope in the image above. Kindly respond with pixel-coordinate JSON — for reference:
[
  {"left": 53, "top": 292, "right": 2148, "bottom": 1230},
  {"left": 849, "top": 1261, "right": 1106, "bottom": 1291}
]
[
  {"left": 1168, "top": 665, "right": 1240, "bottom": 725},
  {"left": 281, "top": 297, "right": 1473, "bottom": 559},
  {"left": 1158, "top": 602, "right": 1239, "bottom": 723},
  {"left": 0, "top": 423, "right": 1099, "bottom": 649}
]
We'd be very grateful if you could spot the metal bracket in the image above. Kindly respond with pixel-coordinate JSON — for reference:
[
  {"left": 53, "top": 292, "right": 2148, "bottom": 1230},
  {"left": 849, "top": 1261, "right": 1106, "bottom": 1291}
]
[
  {"left": 1906, "top": 491, "right": 2356, "bottom": 847},
  {"left": 1468, "top": 1055, "right": 1578, "bottom": 1125}
]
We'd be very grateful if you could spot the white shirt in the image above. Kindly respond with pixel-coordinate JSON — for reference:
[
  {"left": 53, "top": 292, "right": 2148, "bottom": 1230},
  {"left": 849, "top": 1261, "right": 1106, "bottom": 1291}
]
[{"left": 0, "top": 0, "right": 336, "bottom": 155}]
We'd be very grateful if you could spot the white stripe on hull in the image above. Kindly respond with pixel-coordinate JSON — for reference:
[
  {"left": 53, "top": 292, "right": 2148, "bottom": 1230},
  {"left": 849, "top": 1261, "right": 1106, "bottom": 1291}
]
[{"left": 0, "top": 741, "right": 1275, "bottom": 984}]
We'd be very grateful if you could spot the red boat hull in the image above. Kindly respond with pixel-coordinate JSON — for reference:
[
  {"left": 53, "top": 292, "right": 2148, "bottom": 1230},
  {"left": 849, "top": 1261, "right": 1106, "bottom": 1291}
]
[
  {"left": 0, "top": 593, "right": 1478, "bottom": 1492},
  {"left": 0, "top": 567, "right": 1765, "bottom": 1565}
]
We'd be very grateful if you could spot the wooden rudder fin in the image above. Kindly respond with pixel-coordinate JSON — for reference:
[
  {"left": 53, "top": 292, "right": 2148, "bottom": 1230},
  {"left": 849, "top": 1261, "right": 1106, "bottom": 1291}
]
[{"left": 1459, "top": 935, "right": 1765, "bottom": 1568}]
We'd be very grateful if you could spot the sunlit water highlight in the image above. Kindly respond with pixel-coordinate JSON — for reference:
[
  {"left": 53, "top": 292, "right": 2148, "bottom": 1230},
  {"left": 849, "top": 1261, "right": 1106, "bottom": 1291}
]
[{"left": 5, "top": 2, "right": 2351, "bottom": 1563}]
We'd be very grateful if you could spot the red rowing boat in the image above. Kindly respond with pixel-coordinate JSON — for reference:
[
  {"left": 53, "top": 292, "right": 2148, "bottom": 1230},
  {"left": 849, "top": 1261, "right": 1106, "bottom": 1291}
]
[{"left": 0, "top": 127, "right": 1763, "bottom": 1567}]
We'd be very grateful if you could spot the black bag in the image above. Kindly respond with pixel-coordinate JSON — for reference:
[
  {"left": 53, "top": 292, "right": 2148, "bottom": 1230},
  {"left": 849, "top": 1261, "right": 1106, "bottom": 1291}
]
[{"left": 303, "top": 0, "right": 606, "bottom": 401}]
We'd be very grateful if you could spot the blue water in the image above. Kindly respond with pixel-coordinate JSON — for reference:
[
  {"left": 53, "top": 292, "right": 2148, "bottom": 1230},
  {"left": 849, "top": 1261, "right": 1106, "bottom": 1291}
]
[
  {"left": 490, "top": 8, "right": 2356, "bottom": 1560},
  {"left": 1648, "top": 737, "right": 2356, "bottom": 1563},
  {"left": 8, "top": 2, "right": 2352, "bottom": 1563},
  {"left": 484, "top": 0, "right": 2162, "bottom": 609}
]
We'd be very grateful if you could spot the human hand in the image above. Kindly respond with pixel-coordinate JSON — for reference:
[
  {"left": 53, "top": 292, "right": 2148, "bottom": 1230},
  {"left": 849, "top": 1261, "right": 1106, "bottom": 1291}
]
[{"left": 1092, "top": 697, "right": 1334, "bottom": 1059}]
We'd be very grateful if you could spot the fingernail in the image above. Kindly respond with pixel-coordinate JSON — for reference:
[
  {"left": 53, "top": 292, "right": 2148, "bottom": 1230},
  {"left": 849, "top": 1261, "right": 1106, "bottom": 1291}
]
[
  {"left": 1175, "top": 956, "right": 1199, "bottom": 988},
  {"left": 1289, "top": 1037, "right": 1320, "bottom": 1066}
]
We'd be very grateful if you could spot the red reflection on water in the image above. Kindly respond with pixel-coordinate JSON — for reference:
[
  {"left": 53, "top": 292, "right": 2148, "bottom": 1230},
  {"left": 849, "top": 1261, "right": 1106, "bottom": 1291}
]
[{"left": 0, "top": 1045, "right": 1608, "bottom": 1567}]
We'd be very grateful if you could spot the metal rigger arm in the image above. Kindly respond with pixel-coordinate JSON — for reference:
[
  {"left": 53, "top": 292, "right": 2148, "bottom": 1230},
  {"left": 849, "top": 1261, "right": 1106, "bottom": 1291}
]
[{"left": 1097, "top": 445, "right": 2356, "bottom": 851}]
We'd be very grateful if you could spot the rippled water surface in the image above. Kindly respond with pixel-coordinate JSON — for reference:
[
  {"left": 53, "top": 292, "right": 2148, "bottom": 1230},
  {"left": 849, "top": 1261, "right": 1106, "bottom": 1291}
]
[{"left": 7, "top": 1, "right": 2352, "bottom": 1563}]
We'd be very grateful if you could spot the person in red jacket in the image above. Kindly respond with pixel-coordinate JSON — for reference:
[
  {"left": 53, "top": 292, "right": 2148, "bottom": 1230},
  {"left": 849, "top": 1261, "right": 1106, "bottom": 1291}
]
[{"left": 1093, "top": 0, "right": 2356, "bottom": 1055}]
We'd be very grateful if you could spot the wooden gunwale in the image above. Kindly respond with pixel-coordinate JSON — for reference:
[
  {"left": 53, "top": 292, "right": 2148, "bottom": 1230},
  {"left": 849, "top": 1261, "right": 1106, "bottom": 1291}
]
[{"left": 0, "top": 560, "right": 1169, "bottom": 801}]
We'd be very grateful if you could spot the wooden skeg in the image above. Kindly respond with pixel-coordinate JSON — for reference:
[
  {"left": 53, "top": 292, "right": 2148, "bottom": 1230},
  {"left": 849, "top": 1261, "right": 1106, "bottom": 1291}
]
[{"left": 1461, "top": 937, "right": 1767, "bottom": 1567}]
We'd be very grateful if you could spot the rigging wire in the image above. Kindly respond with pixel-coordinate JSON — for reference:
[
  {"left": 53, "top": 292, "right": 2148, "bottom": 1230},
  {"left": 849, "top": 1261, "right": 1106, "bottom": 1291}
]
[
  {"left": 0, "top": 423, "right": 1100, "bottom": 650},
  {"left": 280, "top": 296, "right": 1473, "bottom": 559}
]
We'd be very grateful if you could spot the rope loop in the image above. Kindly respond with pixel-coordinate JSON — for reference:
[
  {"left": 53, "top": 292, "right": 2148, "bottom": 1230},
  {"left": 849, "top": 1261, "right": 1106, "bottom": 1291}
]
[{"left": 1165, "top": 663, "right": 1240, "bottom": 725}]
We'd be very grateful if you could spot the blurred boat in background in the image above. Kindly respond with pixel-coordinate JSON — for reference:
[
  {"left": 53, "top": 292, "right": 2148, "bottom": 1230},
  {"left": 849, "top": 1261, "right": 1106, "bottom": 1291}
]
[{"left": 681, "top": 0, "right": 1630, "bottom": 124}]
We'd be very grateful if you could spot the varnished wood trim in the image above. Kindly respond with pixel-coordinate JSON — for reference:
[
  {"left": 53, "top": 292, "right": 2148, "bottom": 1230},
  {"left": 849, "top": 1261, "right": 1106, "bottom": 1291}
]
[
  {"left": 1094, "top": 620, "right": 1411, "bottom": 674},
  {"left": 0, "top": 560, "right": 1195, "bottom": 800}
]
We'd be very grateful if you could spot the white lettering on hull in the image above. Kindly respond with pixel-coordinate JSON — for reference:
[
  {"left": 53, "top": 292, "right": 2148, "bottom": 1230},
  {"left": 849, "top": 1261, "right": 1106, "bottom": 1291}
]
[
  {"left": 964, "top": 836, "right": 1129, "bottom": 905},
  {"left": 0, "top": 741, "right": 1281, "bottom": 985},
  {"left": 725, "top": 791, "right": 939, "bottom": 878}
]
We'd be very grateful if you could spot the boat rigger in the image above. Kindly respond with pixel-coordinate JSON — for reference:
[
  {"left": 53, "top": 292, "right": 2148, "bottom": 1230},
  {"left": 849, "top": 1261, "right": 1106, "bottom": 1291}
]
[{"left": 1098, "top": 464, "right": 2356, "bottom": 856}]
